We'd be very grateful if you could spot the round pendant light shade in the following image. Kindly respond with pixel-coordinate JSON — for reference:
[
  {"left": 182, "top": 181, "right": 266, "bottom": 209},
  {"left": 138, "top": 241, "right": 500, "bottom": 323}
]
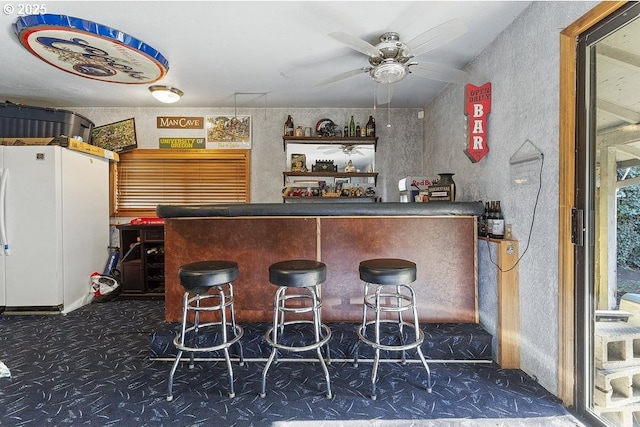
[{"left": 149, "top": 85, "right": 183, "bottom": 103}]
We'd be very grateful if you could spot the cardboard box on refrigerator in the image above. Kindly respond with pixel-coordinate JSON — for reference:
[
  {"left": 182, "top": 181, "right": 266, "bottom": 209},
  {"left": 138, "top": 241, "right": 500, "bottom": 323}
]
[{"left": 0, "top": 137, "right": 119, "bottom": 161}]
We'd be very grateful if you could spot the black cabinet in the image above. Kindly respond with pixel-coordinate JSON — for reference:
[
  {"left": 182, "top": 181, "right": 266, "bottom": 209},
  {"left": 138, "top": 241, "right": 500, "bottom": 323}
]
[{"left": 117, "top": 224, "right": 164, "bottom": 297}]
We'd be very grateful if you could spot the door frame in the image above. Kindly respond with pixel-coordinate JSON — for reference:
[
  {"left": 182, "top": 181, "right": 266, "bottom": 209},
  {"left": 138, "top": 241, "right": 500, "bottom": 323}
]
[{"left": 558, "top": 0, "right": 627, "bottom": 406}]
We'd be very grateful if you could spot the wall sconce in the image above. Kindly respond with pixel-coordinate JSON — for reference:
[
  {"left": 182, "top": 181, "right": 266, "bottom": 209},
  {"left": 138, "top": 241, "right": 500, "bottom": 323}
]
[{"left": 149, "top": 85, "right": 183, "bottom": 103}]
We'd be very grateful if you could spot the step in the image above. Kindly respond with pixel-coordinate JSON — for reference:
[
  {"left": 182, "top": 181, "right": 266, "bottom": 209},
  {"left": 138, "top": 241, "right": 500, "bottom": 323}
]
[{"left": 149, "top": 322, "right": 493, "bottom": 362}]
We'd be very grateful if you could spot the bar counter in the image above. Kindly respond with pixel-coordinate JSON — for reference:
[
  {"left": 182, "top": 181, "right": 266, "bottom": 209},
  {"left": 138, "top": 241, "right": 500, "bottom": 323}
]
[{"left": 157, "top": 202, "right": 484, "bottom": 324}]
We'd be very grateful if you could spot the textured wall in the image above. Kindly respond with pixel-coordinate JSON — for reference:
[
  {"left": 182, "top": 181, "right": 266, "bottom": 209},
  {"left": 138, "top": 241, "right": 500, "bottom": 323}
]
[
  {"left": 73, "top": 107, "right": 423, "bottom": 204},
  {"left": 423, "top": 1, "right": 597, "bottom": 395}
]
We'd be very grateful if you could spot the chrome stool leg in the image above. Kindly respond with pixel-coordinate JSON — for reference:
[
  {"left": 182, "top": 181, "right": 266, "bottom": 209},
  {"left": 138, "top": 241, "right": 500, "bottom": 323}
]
[{"left": 167, "top": 291, "right": 190, "bottom": 402}]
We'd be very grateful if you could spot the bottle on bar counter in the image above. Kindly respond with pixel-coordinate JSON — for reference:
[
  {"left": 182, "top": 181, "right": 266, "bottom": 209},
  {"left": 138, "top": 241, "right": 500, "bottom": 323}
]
[
  {"left": 478, "top": 201, "right": 487, "bottom": 237},
  {"left": 492, "top": 201, "right": 505, "bottom": 239},
  {"left": 485, "top": 201, "right": 494, "bottom": 238}
]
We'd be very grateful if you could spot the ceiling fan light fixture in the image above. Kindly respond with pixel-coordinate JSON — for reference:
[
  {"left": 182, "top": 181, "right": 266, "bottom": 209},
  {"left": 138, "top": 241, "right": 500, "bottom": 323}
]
[
  {"left": 149, "top": 85, "right": 183, "bottom": 103},
  {"left": 370, "top": 62, "right": 408, "bottom": 84}
]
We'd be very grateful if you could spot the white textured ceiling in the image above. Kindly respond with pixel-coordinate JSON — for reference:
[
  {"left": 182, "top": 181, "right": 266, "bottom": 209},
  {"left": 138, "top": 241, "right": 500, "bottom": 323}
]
[{"left": 0, "top": 1, "right": 532, "bottom": 109}]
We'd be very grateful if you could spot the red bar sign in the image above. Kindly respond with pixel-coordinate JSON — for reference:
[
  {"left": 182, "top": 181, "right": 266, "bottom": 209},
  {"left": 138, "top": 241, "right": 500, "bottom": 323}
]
[{"left": 464, "top": 82, "right": 491, "bottom": 163}]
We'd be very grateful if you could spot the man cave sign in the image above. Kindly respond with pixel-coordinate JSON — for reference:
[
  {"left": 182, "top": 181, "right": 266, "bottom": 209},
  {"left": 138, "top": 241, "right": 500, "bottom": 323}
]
[{"left": 464, "top": 82, "right": 491, "bottom": 163}]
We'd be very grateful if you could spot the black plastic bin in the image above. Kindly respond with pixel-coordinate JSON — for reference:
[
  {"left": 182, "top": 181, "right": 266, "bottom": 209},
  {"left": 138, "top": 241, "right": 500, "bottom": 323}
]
[{"left": 0, "top": 101, "right": 94, "bottom": 143}]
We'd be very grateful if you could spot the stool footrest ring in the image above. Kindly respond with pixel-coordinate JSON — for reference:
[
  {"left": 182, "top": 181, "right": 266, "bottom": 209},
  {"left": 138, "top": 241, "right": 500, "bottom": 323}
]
[
  {"left": 174, "top": 323, "right": 244, "bottom": 353},
  {"left": 357, "top": 320, "right": 424, "bottom": 352},
  {"left": 363, "top": 293, "right": 414, "bottom": 312},
  {"left": 265, "top": 320, "right": 331, "bottom": 352}
]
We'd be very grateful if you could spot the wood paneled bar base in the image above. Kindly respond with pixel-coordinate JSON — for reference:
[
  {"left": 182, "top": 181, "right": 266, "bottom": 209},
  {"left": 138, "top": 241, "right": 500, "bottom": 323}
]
[{"left": 158, "top": 202, "right": 483, "bottom": 324}]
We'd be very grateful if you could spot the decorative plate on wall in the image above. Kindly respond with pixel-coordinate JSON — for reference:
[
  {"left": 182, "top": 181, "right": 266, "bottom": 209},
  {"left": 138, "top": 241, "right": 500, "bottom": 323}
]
[{"left": 13, "top": 14, "right": 169, "bottom": 84}]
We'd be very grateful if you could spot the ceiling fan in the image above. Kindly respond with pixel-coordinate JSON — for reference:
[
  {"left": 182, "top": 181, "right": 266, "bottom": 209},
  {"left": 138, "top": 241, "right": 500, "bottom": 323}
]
[{"left": 315, "top": 19, "right": 469, "bottom": 104}]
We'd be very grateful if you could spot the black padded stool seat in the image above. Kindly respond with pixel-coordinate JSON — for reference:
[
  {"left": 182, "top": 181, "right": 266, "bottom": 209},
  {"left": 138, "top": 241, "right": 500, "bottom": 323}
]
[
  {"left": 359, "top": 258, "right": 416, "bottom": 285},
  {"left": 179, "top": 260, "right": 239, "bottom": 294},
  {"left": 269, "top": 259, "right": 326, "bottom": 287}
]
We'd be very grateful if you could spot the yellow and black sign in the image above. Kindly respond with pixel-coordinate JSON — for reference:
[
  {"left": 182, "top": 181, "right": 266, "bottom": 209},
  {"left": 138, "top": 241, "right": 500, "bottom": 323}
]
[{"left": 159, "top": 138, "right": 205, "bottom": 149}]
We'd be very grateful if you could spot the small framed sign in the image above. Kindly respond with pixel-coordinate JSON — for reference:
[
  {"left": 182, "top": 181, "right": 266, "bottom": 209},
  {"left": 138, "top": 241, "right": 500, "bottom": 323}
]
[
  {"left": 91, "top": 118, "right": 137, "bottom": 152},
  {"left": 206, "top": 115, "right": 251, "bottom": 149},
  {"left": 291, "top": 153, "right": 308, "bottom": 172}
]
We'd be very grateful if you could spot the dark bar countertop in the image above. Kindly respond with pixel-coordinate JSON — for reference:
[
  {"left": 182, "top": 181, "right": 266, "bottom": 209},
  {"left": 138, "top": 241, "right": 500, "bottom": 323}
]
[{"left": 156, "top": 201, "right": 484, "bottom": 218}]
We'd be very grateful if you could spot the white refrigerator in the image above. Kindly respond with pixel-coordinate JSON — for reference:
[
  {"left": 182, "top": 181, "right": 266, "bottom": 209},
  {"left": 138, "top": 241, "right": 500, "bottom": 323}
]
[{"left": 0, "top": 146, "right": 109, "bottom": 314}]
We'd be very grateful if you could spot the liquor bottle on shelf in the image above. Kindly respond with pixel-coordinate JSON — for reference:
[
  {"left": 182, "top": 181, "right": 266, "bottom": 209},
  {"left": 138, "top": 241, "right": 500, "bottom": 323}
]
[
  {"left": 492, "top": 201, "right": 505, "bottom": 239},
  {"left": 349, "top": 116, "right": 355, "bottom": 137},
  {"left": 486, "top": 201, "right": 494, "bottom": 238},
  {"left": 284, "top": 115, "right": 294, "bottom": 136},
  {"left": 366, "top": 116, "right": 376, "bottom": 137},
  {"left": 344, "top": 125, "right": 348, "bottom": 137},
  {"left": 478, "top": 201, "right": 487, "bottom": 237},
  {"left": 356, "top": 122, "right": 361, "bottom": 137}
]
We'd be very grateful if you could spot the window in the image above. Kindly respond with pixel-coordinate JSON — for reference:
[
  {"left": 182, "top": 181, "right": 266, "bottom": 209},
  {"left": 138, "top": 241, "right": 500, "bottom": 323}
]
[{"left": 111, "top": 149, "right": 250, "bottom": 217}]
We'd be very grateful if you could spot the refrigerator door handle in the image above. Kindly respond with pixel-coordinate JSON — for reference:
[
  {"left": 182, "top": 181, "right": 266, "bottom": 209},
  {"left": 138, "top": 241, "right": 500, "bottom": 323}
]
[{"left": 0, "top": 168, "right": 9, "bottom": 255}]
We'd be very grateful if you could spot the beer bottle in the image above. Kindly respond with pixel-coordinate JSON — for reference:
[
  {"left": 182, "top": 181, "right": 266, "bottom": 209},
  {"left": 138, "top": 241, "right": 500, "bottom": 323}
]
[
  {"left": 284, "top": 115, "right": 294, "bottom": 136},
  {"left": 366, "top": 116, "right": 376, "bottom": 137},
  {"left": 486, "top": 201, "right": 494, "bottom": 237},
  {"left": 478, "top": 201, "right": 487, "bottom": 237},
  {"left": 344, "top": 125, "right": 348, "bottom": 137},
  {"left": 493, "top": 201, "right": 505, "bottom": 239},
  {"left": 349, "top": 116, "right": 355, "bottom": 137},
  {"left": 356, "top": 122, "right": 361, "bottom": 137}
]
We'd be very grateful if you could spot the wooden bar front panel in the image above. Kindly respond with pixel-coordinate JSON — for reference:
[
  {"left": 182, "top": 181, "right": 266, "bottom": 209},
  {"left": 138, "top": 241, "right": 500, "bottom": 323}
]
[
  {"left": 320, "top": 217, "right": 477, "bottom": 323},
  {"left": 164, "top": 217, "right": 318, "bottom": 322},
  {"left": 164, "top": 215, "right": 478, "bottom": 323}
]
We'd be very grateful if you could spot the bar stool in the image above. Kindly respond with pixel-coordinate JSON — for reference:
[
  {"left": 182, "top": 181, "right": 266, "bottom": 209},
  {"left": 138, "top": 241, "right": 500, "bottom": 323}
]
[
  {"left": 166, "top": 260, "right": 244, "bottom": 401},
  {"left": 354, "top": 258, "right": 432, "bottom": 400},
  {"left": 260, "top": 259, "right": 332, "bottom": 399}
]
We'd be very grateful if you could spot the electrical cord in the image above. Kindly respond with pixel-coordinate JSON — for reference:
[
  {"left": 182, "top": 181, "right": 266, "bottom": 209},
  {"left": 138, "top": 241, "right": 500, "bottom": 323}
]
[{"left": 486, "top": 153, "right": 544, "bottom": 272}]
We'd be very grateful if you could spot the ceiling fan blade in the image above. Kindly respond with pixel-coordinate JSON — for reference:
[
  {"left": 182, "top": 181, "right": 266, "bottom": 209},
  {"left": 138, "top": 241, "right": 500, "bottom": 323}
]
[
  {"left": 405, "top": 18, "right": 468, "bottom": 58},
  {"left": 325, "top": 149, "right": 342, "bottom": 155},
  {"left": 315, "top": 67, "right": 370, "bottom": 87},
  {"left": 410, "top": 62, "right": 468, "bottom": 84},
  {"left": 329, "top": 31, "right": 382, "bottom": 58},
  {"left": 376, "top": 83, "right": 394, "bottom": 105}
]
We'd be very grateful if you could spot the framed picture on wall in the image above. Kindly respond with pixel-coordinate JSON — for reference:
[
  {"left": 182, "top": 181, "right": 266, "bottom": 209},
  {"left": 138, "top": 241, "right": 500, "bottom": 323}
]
[
  {"left": 290, "top": 153, "right": 307, "bottom": 172},
  {"left": 206, "top": 115, "right": 251, "bottom": 149},
  {"left": 91, "top": 118, "right": 137, "bottom": 152}
]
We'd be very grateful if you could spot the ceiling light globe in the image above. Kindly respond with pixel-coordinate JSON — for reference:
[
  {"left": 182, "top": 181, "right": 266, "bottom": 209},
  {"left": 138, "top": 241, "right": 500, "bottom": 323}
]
[
  {"left": 149, "top": 85, "right": 183, "bottom": 103},
  {"left": 370, "top": 62, "right": 408, "bottom": 84}
]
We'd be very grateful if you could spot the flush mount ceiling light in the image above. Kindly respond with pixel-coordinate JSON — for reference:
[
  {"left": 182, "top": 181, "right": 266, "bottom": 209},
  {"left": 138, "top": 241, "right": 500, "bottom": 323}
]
[{"left": 149, "top": 85, "right": 183, "bottom": 103}]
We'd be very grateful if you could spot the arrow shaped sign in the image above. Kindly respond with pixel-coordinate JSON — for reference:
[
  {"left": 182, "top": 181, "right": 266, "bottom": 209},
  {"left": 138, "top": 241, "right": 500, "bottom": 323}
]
[{"left": 464, "top": 82, "right": 491, "bottom": 163}]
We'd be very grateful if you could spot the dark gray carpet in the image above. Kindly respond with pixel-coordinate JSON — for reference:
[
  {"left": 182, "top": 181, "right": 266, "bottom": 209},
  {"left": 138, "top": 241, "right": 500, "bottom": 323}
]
[{"left": 0, "top": 300, "right": 583, "bottom": 426}]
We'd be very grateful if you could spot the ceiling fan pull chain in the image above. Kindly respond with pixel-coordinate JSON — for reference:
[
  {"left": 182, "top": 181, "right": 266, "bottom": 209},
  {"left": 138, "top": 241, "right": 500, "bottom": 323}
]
[{"left": 387, "top": 85, "right": 392, "bottom": 128}]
